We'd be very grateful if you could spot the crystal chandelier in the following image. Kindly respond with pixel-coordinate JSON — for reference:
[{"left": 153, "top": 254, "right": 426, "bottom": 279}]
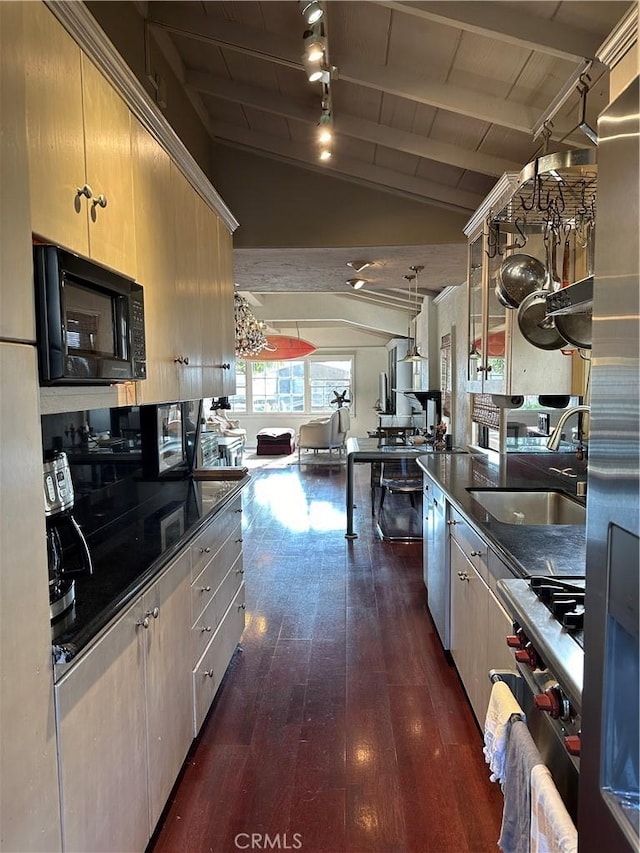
[{"left": 234, "top": 293, "right": 268, "bottom": 358}]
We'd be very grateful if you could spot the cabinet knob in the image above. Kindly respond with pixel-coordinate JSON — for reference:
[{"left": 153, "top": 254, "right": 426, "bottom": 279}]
[
  {"left": 91, "top": 193, "right": 107, "bottom": 209},
  {"left": 235, "top": 538, "right": 243, "bottom": 544},
  {"left": 202, "top": 669, "right": 215, "bottom": 678},
  {"left": 470, "top": 550, "right": 482, "bottom": 557},
  {"left": 200, "top": 585, "right": 212, "bottom": 592},
  {"left": 173, "top": 356, "right": 190, "bottom": 365},
  {"left": 200, "top": 625, "right": 212, "bottom": 633},
  {"left": 215, "top": 363, "right": 231, "bottom": 370},
  {"left": 200, "top": 546, "right": 211, "bottom": 554},
  {"left": 457, "top": 570, "right": 468, "bottom": 581},
  {"left": 238, "top": 603, "right": 246, "bottom": 611},
  {"left": 236, "top": 567, "right": 245, "bottom": 575},
  {"left": 235, "top": 508, "right": 243, "bottom": 514},
  {"left": 476, "top": 365, "right": 486, "bottom": 373},
  {"left": 145, "top": 607, "right": 160, "bottom": 619},
  {"left": 136, "top": 617, "right": 150, "bottom": 630},
  {"left": 447, "top": 519, "right": 457, "bottom": 526},
  {"left": 76, "top": 183, "right": 93, "bottom": 199}
]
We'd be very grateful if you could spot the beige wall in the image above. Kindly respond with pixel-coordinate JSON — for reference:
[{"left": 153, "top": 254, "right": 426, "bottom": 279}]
[
  {"left": 211, "top": 146, "right": 468, "bottom": 249},
  {"left": 434, "top": 285, "right": 471, "bottom": 448}
]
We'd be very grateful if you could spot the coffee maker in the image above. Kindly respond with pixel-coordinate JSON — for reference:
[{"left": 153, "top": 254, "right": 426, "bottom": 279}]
[{"left": 43, "top": 451, "right": 93, "bottom": 629}]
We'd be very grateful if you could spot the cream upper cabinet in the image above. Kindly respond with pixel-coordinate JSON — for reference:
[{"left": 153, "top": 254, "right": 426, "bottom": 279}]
[
  {"left": 24, "top": 2, "right": 136, "bottom": 278},
  {"left": 132, "top": 118, "right": 179, "bottom": 405},
  {"left": 216, "top": 223, "right": 237, "bottom": 397},
  {"left": 171, "top": 164, "right": 203, "bottom": 401},
  {"left": 0, "top": 2, "right": 36, "bottom": 343}
]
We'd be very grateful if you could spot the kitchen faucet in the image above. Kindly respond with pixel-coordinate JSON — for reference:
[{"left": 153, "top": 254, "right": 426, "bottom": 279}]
[{"left": 546, "top": 405, "right": 591, "bottom": 451}]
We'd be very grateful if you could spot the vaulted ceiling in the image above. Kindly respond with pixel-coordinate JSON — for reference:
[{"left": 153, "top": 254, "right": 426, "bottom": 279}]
[{"left": 122, "top": 1, "right": 631, "bottom": 330}]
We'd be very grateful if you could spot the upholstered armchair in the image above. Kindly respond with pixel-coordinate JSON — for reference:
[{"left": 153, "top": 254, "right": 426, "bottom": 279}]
[{"left": 297, "top": 408, "right": 350, "bottom": 462}]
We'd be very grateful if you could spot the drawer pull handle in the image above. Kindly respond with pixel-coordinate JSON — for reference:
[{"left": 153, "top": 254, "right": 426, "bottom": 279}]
[
  {"left": 136, "top": 617, "right": 150, "bottom": 629},
  {"left": 145, "top": 607, "right": 160, "bottom": 619},
  {"left": 200, "top": 626, "right": 212, "bottom": 633},
  {"left": 470, "top": 550, "right": 482, "bottom": 557},
  {"left": 235, "top": 538, "right": 243, "bottom": 544},
  {"left": 447, "top": 519, "right": 457, "bottom": 526},
  {"left": 202, "top": 669, "right": 214, "bottom": 678},
  {"left": 238, "top": 603, "right": 246, "bottom": 611},
  {"left": 200, "top": 546, "right": 211, "bottom": 554},
  {"left": 236, "top": 568, "right": 245, "bottom": 575},
  {"left": 235, "top": 508, "right": 243, "bottom": 513},
  {"left": 200, "top": 585, "right": 212, "bottom": 592},
  {"left": 457, "top": 571, "right": 469, "bottom": 582}
]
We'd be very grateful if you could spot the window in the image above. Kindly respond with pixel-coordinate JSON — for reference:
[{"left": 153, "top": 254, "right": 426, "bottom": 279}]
[{"left": 229, "top": 355, "right": 353, "bottom": 414}]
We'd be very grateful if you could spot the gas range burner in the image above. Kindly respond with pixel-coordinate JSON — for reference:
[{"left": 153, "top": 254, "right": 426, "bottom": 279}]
[{"left": 529, "top": 577, "right": 585, "bottom": 642}]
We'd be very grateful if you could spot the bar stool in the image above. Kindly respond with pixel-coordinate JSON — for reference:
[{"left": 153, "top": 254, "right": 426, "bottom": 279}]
[{"left": 377, "top": 457, "right": 422, "bottom": 514}]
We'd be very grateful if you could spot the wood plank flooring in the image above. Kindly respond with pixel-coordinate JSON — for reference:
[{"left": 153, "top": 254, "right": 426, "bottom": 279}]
[{"left": 148, "top": 463, "right": 503, "bottom": 852}]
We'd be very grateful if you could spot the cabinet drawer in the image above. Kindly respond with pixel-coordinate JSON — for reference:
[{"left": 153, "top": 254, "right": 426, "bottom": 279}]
[
  {"left": 448, "top": 506, "right": 488, "bottom": 583},
  {"left": 190, "top": 496, "right": 242, "bottom": 581},
  {"left": 191, "top": 524, "right": 242, "bottom": 625},
  {"left": 190, "top": 552, "right": 243, "bottom": 663},
  {"left": 192, "top": 583, "right": 245, "bottom": 735}
]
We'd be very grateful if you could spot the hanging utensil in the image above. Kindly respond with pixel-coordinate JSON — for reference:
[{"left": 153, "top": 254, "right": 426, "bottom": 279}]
[
  {"left": 517, "top": 222, "right": 565, "bottom": 350},
  {"left": 554, "top": 224, "right": 593, "bottom": 349},
  {"left": 561, "top": 228, "right": 571, "bottom": 288}
]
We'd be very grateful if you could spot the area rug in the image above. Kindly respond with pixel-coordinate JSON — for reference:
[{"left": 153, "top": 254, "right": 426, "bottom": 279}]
[{"left": 243, "top": 449, "right": 346, "bottom": 471}]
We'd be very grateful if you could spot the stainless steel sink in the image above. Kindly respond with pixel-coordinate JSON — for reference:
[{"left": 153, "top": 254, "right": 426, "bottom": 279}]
[{"left": 467, "top": 489, "right": 586, "bottom": 525}]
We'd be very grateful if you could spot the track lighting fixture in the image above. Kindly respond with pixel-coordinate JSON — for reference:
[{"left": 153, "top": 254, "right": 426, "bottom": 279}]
[
  {"left": 303, "top": 28, "right": 326, "bottom": 63},
  {"left": 346, "top": 278, "right": 366, "bottom": 290},
  {"left": 300, "top": 0, "right": 324, "bottom": 25}
]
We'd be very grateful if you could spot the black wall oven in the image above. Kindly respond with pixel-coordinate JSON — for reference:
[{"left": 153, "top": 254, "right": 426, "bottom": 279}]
[{"left": 33, "top": 244, "right": 146, "bottom": 385}]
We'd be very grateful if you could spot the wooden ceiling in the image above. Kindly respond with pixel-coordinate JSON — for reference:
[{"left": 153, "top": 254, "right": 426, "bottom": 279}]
[{"left": 133, "top": 0, "right": 631, "bottom": 314}]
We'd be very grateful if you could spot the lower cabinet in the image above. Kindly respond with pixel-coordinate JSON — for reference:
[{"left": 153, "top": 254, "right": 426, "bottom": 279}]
[
  {"left": 54, "top": 494, "right": 245, "bottom": 851},
  {"left": 449, "top": 527, "right": 515, "bottom": 726}
]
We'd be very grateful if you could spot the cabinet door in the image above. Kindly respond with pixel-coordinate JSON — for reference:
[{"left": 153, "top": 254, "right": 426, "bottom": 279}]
[
  {"left": 216, "top": 221, "right": 237, "bottom": 396},
  {"left": 0, "top": 2, "right": 36, "bottom": 343},
  {"left": 197, "top": 197, "right": 221, "bottom": 398},
  {"left": 450, "top": 537, "right": 489, "bottom": 724},
  {"left": 25, "top": 1, "right": 89, "bottom": 257},
  {"left": 172, "top": 164, "right": 203, "bottom": 400},
  {"left": 132, "top": 118, "right": 179, "bottom": 404},
  {"left": 55, "top": 606, "right": 150, "bottom": 853},
  {"left": 0, "top": 343, "right": 61, "bottom": 853},
  {"left": 81, "top": 53, "right": 136, "bottom": 278},
  {"left": 142, "top": 552, "right": 193, "bottom": 829}
]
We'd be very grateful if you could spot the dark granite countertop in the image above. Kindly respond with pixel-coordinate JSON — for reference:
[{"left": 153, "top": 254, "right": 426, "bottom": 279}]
[
  {"left": 52, "top": 472, "right": 250, "bottom": 666},
  {"left": 416, "top": 452, "right": 586, "bottom": 579}
]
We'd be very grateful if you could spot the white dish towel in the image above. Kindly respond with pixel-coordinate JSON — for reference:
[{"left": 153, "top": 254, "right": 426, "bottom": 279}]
[
  {"left": 530, "top": 764, "right": 578, "bottom": 853},
  {"left": 483, "top": 681, "right": 526, "bottom": 784}
]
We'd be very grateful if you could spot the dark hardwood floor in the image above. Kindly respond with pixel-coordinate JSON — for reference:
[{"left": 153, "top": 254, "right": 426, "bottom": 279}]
[{"left": 148, "top": 462, "right": 503, "bottom": 852}]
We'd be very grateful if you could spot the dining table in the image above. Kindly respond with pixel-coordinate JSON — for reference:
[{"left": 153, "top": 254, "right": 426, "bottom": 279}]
[{"left": 345, "top": 436, "right": 466, "bottom": 539}]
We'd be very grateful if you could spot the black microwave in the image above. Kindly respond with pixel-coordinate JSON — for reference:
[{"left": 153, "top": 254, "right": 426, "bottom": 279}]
[{"left": 33, "top": 245, "right": 146, "bottom": 385}]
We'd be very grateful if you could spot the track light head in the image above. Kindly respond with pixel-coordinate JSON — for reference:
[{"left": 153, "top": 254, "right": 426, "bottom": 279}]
[
  {"left": 319, "top": 148, "right": 332, "bottom": 161},
  {"left": 346, "top": 261, "right": 372, "bottom": 273},
  {"left": 303, "top": 28, "right": 326, "bottom": 63},
  {"left": 300, "top": 0, "right": 324, "bottom": 25},
  {"left": 346, "top": 278, "right": 366, "bottom": 290}
]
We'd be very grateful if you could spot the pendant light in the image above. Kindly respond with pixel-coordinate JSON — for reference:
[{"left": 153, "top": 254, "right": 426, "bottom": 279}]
[{"left": 400, "top": 265, "right": 427, "bottom": 362}]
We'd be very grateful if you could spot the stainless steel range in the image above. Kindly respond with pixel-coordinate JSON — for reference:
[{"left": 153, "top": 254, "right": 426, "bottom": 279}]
[{"left": 496, "top": 576, "right": 585, "bottom": 821}]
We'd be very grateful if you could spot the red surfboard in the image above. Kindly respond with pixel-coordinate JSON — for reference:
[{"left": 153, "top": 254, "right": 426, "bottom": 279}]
[{"left": 242, "top": 335, "right": 317, "bottom": 361}]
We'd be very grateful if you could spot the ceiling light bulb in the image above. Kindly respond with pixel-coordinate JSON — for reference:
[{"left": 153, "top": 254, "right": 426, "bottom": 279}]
[
  {"left": 300, "top": 1, "right": 324, "bottom": 25},
  {"left": 346, "top": 261, "right": 372, "bottom": 273},
  {"left": 318, "top": 127, "right": 333, "bottom": 144},
  {"left": 319, "top": 148, "right": 332, "bottom": 161},
  {"left": 308, "top": 68, "right": 324, "bottom": 83},
  {"left": 346, "top": 278, "right": 366, "bottom": 289},
  {"left": 305, "top": 35, "right": 325, "bottom": 63}
]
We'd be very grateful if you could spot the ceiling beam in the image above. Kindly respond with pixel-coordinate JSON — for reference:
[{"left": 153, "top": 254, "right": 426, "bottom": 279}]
[
  {"left": 210, "top": 120, "right": 485, "bottom": 212},
  {"left": 147, "top": 8, "right": 579, "bottom": 139},
  {"left": 186, "top": 70, "right": 521, "bottom": 176},
  {"left": 377, "top": 1, "right": 606, "bottom": 63}
]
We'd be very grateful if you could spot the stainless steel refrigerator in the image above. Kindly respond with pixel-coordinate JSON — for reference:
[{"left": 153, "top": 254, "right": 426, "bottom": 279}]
[{"left": 579, "top": 75, "right": 639, "bottom": 852}]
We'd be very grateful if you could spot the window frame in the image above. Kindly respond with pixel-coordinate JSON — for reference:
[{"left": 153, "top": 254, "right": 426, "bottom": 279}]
[{"left": 229, "top": 353, "right": 355, "bottom": 415}]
